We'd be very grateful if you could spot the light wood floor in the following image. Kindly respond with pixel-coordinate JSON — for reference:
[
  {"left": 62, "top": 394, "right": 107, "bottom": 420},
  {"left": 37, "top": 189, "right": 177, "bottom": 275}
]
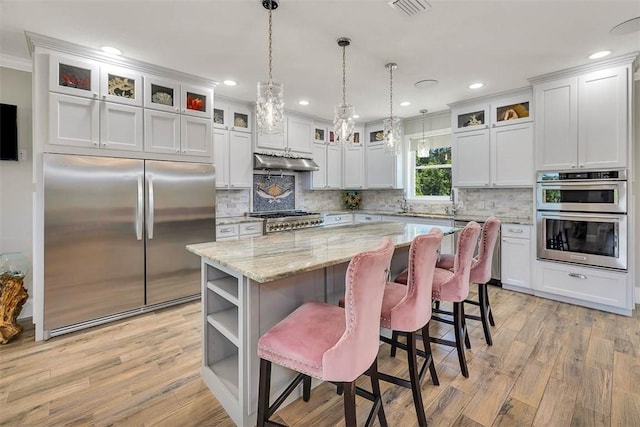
[{"left": 1, "top": 287, "right": 639, "bottom": 426}]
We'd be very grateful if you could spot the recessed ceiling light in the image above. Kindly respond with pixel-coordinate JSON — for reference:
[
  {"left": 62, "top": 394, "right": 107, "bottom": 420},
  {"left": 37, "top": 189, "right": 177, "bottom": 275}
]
[
  {"left": 588, "top": 50, "right": 612, "bottom": 59},
  {"left": 400, "top": 101, "right": 411, "bottom": 107},
  {"left": 223, "top": 80, "right": 237, "bottom": 86},
  {"left": 101, "top": 46, "right": 122, "bottom": 55},
  {"left": 414, "top": 79, "right": 439, "bottom": 89},
  {"left": 298, "top": 100, "right": 309, "bottom": 106},
  {"left": 469, "top": 82, "right": 484, "bottom": 89},
  {"left": 352, "top": 114, "right": 360, "bottom": 119}
]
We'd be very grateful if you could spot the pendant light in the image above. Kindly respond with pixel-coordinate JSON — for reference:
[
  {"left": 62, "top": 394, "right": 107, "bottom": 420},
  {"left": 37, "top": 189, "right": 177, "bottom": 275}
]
[
  {"left": 332, "top": 37, "right": 354, "bottom": 145},
  {"left": 417, "top": 109, "right": 430, "bottom": 158},
  {"left": 383, "top": 63, "right": 401, "bottom": 154},
  {"left": 256, "top": 0, "right": 284, "bottom": 135}
]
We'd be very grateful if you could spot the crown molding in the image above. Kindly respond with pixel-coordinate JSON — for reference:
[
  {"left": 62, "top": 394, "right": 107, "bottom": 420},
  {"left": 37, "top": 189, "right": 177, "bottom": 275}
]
[
  {"left": 26, "top": 31, "right": 218, "bottom": 89},
  {"left": 447, "top": 86, "right": 532, "bottom": 109},
  {"left": 0, "top": 53, "right": 32, "bottom": 72},
  {"left": 529, "top": 52, "right": 639, "bottom": 85}
]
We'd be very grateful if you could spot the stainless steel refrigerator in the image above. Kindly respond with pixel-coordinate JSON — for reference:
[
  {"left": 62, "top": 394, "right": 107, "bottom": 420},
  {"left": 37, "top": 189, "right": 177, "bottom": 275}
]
[{"left": 43, "top": 153, "right": 215, "bottom": 334}]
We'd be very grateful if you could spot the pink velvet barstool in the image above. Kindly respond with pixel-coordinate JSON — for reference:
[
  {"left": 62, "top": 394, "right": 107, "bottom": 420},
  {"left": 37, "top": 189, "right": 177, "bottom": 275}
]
[
  {"left": 435, "top": 217, "right": 501, "bottom": 346},
  {"left": 376, "top": 228, "right": 443, "bottom": 426},
  {"left": 394, "top": 221, "right": 481, "bottom": 378},
  {"left": 256, "top": 238, "right": 395, "bottom": 427}
]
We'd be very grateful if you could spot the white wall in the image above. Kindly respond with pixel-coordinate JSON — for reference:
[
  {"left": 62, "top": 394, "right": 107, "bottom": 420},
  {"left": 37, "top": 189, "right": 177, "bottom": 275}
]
[
  {"left": 635, "top": 79, "right": 639, "bottom": 304},
  {"left": 0, "top": 66, "right": 33, "bottom": 318}
]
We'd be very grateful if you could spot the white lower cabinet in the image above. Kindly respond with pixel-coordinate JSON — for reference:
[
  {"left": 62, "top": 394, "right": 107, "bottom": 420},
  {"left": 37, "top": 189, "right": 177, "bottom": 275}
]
[
  {"left": 216, "top": 222, "right": 263, "bottom": 241},
  {"left": 501, "top": 224, "right": 532, "bottom": 291},
  {"left": 535, "top": 261, "right": 628, "bottom": 311}
]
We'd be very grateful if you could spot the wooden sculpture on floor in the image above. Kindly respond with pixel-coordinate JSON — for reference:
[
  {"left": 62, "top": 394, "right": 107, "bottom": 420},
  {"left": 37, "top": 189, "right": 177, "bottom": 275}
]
[{"left": 0, "top": 252, "right": 30, "bottom": 344}]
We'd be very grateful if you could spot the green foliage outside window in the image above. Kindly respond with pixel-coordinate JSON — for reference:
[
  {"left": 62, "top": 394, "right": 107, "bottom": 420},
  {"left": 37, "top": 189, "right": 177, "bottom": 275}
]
[{"left": 414, "top": 147, "right": 452, "bottom": 197}]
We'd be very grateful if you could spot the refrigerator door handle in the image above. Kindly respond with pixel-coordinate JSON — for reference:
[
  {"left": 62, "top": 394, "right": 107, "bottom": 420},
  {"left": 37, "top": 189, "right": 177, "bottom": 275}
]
[
  {"left": 147, "top": 174, "right": 155, "bottom": 239},
  {"left": 136, "top": 174, "right": 143, "bottom": 240}
]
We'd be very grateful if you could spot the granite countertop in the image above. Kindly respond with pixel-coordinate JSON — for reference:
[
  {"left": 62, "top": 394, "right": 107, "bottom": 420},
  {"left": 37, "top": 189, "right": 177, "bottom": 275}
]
[
  {"left": 216, "top": 216, "right": 264, "bottom": 226},
  {"left": 187, "top": 221, "right": 455, "bottom": 283},
  {"left": 321, "top": 210, "right": 532, "bottom": 225}
]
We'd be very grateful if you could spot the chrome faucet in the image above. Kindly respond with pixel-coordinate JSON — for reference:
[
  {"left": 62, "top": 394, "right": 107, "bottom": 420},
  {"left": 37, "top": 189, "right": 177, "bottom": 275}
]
[{"left": 401, "top": 198, "right": 409, "bottom": 213}]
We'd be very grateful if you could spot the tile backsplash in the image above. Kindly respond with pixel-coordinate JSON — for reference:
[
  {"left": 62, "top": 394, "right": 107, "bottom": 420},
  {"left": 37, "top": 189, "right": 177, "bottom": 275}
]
[
  {"left": 456, "top": 188, "right": 533, "bottom": 219},
  {"left": 216, "top": 189, "right": 251, "bottom": 217}
]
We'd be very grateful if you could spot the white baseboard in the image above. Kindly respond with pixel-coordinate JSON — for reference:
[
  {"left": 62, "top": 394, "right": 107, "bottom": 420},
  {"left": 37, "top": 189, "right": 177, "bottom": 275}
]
[{"left": 18, "top": 298, "right": 33, "bottom": 320}]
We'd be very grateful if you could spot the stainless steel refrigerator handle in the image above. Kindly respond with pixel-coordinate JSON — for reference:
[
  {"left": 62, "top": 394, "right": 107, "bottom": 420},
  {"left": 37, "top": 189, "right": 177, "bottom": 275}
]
[
  {"left": 136, "top": 174, "right": 143, "bottom": 240},
  {"left": 148, "top": 174, "right": 155, "bottom": 239}
]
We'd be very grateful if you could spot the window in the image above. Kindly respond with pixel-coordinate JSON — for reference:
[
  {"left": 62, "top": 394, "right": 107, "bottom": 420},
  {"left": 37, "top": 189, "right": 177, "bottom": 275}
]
[{"left": 407, "top": 132, "right": 452, "bottom": 200}]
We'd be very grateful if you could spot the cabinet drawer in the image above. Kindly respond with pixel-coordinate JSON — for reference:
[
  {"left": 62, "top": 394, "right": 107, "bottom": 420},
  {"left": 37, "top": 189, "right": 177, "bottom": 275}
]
[
  {"left": 354, "top": 214, "right": 381, "bottom": 223},
  {"left": 216, "top": 224, "right": 239, "bottom": 240},
  {"left": 536, "top": 262, "right": 627, "bottom": 308},
  {"left": 239, "top": 222, "right": 263, "bottom": 236},
  {"left": 501, "top": 223, "right": 530, "bottom": 239},
  {"left": 323, "top": 214, "right": 353, "bottom": 227}
]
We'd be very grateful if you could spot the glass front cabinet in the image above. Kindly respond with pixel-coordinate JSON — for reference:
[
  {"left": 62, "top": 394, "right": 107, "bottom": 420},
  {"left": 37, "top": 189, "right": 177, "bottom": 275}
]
[
  {"left": 490, "top": 94, "right": 533, "bottom": 127},
  {"left": 49, "top": 55, "right": 99, "bottom": 98},
  {"left": 213, "top": 100, "right": 252, "bottom": 133},
  {"left": 182, "top": 85, "right": 213, "bottom": 119},
  {"left": 100, "top": 65, "right": 142, "bottom": 106},
  {"left": 453, "top": 104, "right": 489, "bottom": 133},
  {"left": 144, "top": 77, "right": 181, "bottom": 113}
]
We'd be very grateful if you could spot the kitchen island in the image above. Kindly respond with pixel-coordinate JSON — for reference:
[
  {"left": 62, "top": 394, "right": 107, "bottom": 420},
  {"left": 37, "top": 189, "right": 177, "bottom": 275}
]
[{"left": 186, "top": 221, "right": 455, "bottom": 426}]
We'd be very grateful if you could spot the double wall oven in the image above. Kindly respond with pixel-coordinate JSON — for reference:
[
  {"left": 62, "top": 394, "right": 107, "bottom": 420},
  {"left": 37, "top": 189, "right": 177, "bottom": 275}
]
[{"left": 536, "top": 170, "right": 627, "bottom": 270}]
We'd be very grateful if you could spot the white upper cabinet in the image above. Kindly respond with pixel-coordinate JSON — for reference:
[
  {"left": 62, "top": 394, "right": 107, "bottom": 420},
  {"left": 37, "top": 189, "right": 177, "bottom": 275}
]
[
  {"left": 286, "top": 114, "right": 313, "bottom": 156},
  {"left": 181, "top": 84, "right": 213, "bottom": 119},
  {"left": 364, "top": 121, "right": 403, "bottom": 189},
  {"left": 144, "top": 110, "right": 181, "bottom": 154},
  {"left": 144, "top": 77, "right": 181, "bottom": 113},
  {"left": 100, "top": 102, "right": 143, "bottom": 151},
  {"left": 343, "top": 126, "right": 365, "bottom": 189},
  {"left": 577, "top": 66, "right": 628, "bottom": 169},
  {"left": 453, "top": 129, "right": 491, "bottom": 187},
  {"left": 214, "top": 99, "right": 252, "bottom": 133},
  {"left": 49, "top": 93, "right": 99, "bottom": 148},
  {"left": 534, "top": 77, "right": 577, "bottom": 170},
  {"left": 532, "top": 58, "right": 634, "bottom": 171},
  {"left": 451, "top": 89, "right": 533, "bottom": 187},
  {"left": 49, "top": 54, "right": 99, "bottom": 98},
  {"left": 99, "top": 65, "right": 142, "bottom": 106},
  {"left": 181, "top": 116, "right": 212, "bottom": 157},
  {"left": 214, "top": 128, "right": 252, "bottom": 189}
]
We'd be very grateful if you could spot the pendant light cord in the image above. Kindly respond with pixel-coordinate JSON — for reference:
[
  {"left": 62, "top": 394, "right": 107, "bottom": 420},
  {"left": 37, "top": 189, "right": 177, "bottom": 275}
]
[
  {"left": 342, "top": 45, "right": 347, "bottom": 105},
  {"left": 389, "top": 66, "right": 394, "bottom": 120},
  {"left": 267, "top": 0, "right": 273, "bottom": 84}
]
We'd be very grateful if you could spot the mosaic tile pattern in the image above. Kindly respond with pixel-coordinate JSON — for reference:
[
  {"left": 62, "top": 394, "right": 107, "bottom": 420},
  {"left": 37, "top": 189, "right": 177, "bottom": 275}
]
[{"left": 253, "top": 174, "right": 295, "bottom": 212}]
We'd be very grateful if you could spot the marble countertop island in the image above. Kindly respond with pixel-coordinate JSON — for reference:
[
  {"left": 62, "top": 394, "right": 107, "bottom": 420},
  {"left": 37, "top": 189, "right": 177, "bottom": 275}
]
[{"left": 187, "top": 221, "right": 454, "bottom": 283}]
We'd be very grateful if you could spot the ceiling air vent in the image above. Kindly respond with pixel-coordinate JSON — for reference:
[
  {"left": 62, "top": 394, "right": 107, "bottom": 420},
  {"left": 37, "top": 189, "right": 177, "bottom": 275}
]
[{"left": 388, "top": 0, "right": 431, "bottom": 17}]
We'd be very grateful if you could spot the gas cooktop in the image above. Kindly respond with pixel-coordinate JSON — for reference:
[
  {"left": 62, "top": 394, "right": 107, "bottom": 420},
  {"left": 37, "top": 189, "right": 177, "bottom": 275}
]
[{"left": 249, "top": 211, "right": 323, "bottom": 232}]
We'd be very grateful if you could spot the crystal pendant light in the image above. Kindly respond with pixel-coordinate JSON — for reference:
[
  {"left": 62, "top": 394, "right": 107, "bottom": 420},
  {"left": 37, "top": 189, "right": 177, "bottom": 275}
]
[
  {"left": 256, "top": 0, "right": 284, "bottom": 135},
  {"left": 416, "top": 109, "right": 430, "bottom": 158},
  {"left": 332, "top": 37, "right": 354, "bottom": 145},
  {"left": 383, "top": 63, "right": 401, "bottom": 154}
]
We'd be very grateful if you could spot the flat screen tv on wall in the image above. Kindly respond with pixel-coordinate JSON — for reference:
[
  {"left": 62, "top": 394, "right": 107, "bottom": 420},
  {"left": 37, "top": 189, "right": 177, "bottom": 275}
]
[{"left": 0, "top": 103, "right": 18, "bottom": 161}]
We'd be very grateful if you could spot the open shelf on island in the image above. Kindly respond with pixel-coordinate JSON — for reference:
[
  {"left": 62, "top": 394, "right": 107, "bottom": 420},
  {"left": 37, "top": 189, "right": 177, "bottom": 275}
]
[
  {"left": 207, "top": 277, "right": 239, "bottom": 305},
  {"left": 209, "top": 355, "right": 239, "bottom": 400},
  {"left": 206, "top": 326, "right": 239, "bottom": 399},
  {"left": 207, "top": 308, "right": 239, "bottom": 346}
]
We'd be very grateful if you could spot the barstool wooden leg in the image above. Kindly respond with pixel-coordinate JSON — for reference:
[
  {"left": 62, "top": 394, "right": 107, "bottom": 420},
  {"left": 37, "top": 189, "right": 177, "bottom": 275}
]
[
  {"left": 407, "top": 331, "right": 428, "bottom": 427},
  {"left": 369, "top": 358, "right": 388, "bottom": 427},
  {"left": 461, "top": 303, "right": 471, "bottom": 350},
  {"left": 421, "top": 322, "right": 439, "bottom": 386},
  {"left": 303, "top": 375, "right": 312, "bottom": 402},
  {"left": 257, "top": 358, "right": 272, "bottom": 427},
  {"left": 343, "top": 381, "right": 357, "bottom": 427},
  {"left": 478, "top": 283, "right": 493, "bottom": 346},
  {"left": 486, "top": 285, "right": 495, "bottom": 326},
  {"left": 390, "top": 330, "right": 400, "bottom": 357},
  {"left": 453, "top": 302, "right": 469, "bottom": 378}
]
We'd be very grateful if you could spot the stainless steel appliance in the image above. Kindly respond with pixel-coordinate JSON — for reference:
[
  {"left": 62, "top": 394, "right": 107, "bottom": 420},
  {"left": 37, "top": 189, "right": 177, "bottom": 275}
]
[
  {"left": 43, "top": 154, "right": 215, "bottom": 336},
  {"left": 454, "top": 220, "right": 501, "bottom": 283},
  {"left": 249, "top": 210, "right": 323, "bottom": 233},
  {"left": 536, "top": 170, "right": 627, "bottom": 270},
  {"left": 537, "top": 170, "right": 627, "bottom": 213}
]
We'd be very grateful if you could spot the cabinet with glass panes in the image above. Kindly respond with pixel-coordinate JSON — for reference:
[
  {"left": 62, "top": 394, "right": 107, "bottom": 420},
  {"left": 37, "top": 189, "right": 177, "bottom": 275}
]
[{"left": 213, "top": 99, "right": 252, "bottom": 133}]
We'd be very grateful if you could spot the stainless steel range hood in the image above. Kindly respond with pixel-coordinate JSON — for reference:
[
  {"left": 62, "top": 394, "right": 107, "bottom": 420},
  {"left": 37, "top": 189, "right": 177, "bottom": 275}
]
[{"left": 254, "top": 153, "right": 319, "bottom": 172}]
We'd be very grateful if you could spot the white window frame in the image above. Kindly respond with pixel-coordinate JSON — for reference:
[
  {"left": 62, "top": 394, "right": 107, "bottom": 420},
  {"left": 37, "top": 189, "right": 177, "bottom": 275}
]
[{"left": 405, "top": 129, "right": 453, "bottom": 201}]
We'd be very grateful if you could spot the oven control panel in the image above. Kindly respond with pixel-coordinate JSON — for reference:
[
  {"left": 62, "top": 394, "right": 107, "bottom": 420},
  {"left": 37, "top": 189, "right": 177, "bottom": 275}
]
[{"left": 538, "top": 169, "right": 626, "bottom": 182}]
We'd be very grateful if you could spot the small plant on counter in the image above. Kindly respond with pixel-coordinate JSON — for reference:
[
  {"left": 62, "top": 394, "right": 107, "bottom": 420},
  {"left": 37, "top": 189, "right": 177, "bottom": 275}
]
[{"left": 342, "top": 191, "right": 362, "bottom": 210}]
